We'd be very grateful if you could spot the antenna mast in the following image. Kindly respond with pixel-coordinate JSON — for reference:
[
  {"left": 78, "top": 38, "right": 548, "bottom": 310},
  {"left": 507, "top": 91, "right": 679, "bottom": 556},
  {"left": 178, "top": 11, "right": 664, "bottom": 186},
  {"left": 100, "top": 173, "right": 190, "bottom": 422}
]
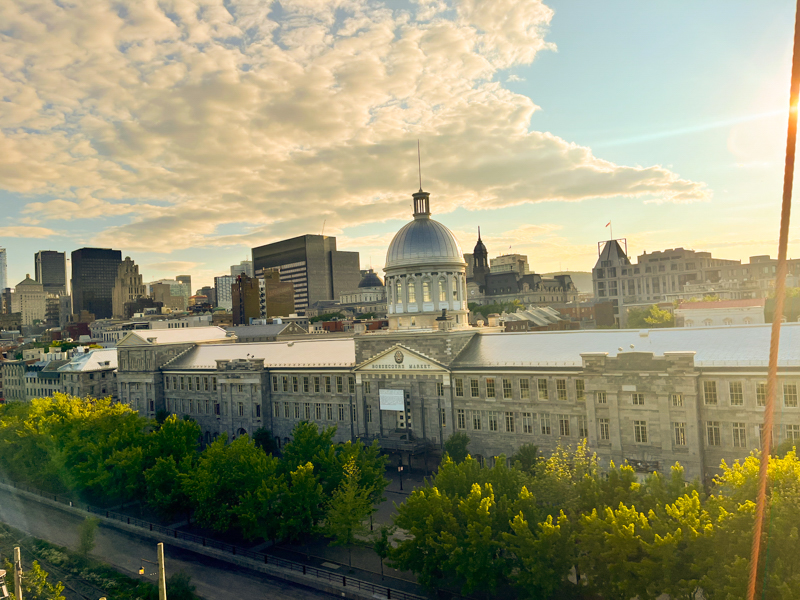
[
  {"left": 417, "top": 140, "right": 422, "bottom": 191},
  {"left": 320, "top": 219, "right": 326, "bottom": 237}
]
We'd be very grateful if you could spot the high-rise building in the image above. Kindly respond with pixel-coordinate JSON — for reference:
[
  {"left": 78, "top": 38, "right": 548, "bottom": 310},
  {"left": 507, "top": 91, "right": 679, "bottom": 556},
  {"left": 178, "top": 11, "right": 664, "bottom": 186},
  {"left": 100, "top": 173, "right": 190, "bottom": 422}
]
[
  {"left": 34, "top": 250, "right": 67, "bottom": 295},
  {"left": 251, "top": 235, "right": 360, "bottom": 314},
  {"left": 197, "top": 286, "right": 216, "bottom": 306},
  {"left": 231, "top": 274, "right": 260, "bottom": 325},
  {"left": 147, "top": 279, "right": 189, "bottom": 310},
  {"left": 214, "top": 275, "right": 235, "bottom": 310},
  {"left": 112, "top": 257, "right": 147, "bottom": 318},
  {"left": 14, "top": 275, "right": 46, "bottom": 326},
  {"left": 71, "top": 248, "right": 122, "bottom": 319},
  {"left": 0, "top": 247, "right": 7, "bottom": 292},
  {"left": 176, "top": 274, "right": 192, "bottom": 291},
  {"left": 231, "top": 261, "right": 254, "bottom": 278}
]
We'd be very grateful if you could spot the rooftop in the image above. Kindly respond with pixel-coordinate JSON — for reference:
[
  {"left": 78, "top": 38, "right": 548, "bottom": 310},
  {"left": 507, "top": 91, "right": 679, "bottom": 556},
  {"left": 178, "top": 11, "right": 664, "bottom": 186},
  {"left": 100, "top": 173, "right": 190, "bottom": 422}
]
[
  {"left": 677, "top": 298, "right": 766, "bottom": 310},
  {"left": 58, "top": 348, "right": 118, "bottom": 372},
  {"left": 119, "top": 326, "right": 233, "bottom": 346}
]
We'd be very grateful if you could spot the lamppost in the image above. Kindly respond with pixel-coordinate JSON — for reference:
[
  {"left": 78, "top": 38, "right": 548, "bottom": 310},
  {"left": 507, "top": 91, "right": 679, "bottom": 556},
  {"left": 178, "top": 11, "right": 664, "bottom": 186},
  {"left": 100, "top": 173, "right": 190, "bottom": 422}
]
[{"left": 398, "top": 464, "right": 404, "bottom": 491}]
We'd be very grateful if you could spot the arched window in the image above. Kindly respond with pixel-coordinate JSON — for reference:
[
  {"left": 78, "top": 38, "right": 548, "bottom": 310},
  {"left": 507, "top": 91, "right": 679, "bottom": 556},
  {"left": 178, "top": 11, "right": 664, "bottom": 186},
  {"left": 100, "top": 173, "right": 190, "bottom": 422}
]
[
  {"left": 452, "top": 278, "right": 458, "bottom": 299},
  {"left": 408, "top": 279, "right": 416, "bottom": 303},
  {"left": 703, "top": 319, "right": 712, "bottom": 326},
  {"left": 686, "top": 319, "right": 693, "bottom": 327},
  {"left": 744, "top": 317, "right": 752, "bottom": 324},
  {"left": 422, "top": 280, "right": 431, "bottom": 302},
  {"left": 396, "top": 280, "right": 402, "bottom": 303},
  {"left": 439, "top": 277, "right": 447, "bottom": 301},
  {"left": 723, "top": 318, "right": 733, "bottom": 326}
]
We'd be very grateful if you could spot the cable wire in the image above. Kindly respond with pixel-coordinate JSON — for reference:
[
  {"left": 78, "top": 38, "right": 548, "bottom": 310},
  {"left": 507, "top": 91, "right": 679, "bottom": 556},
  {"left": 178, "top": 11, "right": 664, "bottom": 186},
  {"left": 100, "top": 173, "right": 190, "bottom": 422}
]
[{"left": 746, "top": 1, "right": 800, "bottom": 597}]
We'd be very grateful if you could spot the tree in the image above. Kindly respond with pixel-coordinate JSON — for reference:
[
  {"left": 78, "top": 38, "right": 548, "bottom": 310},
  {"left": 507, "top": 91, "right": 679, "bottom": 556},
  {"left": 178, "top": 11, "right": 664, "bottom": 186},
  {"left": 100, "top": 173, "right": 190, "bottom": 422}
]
[
  {"left": 77, "top": 517, "right": 99, "bottom": 557},
  {"left": 324, "top": 459, "right": 374, "bottom": 567},
  {"left": 443, "top": 432, "right": 470, "bottom": 463},
  {"left": 373, "top": 525, "right": 395, "bottom": 579},
  {"left": 627, "top": 304, "right": 673, "bottom": 328},
  {"left": 3, "top": 559, "right": 66, "bottom": 600},
  {"left": 279, "top": 462, "right": 325, "bottom": 541},
  {"left": 509, "top": 444, "right": 539, "bottom": 474},
  {"left": 252, "top": 427, "right": 279, "bottom": 455}
]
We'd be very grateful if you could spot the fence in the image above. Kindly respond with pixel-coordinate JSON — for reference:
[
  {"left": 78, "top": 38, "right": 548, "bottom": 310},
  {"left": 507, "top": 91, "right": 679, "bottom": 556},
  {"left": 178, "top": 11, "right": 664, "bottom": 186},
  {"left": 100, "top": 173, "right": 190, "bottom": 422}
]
[{"left": 0, "top": 476, "right": 427, "bottom": 600}]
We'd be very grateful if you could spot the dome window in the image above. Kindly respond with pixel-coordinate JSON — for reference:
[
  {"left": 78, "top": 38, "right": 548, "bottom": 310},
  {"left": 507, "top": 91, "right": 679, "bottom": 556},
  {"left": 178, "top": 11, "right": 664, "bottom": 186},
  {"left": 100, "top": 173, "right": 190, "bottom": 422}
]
[
  {"left": 423, "top": 280, "right": 432, "bottom": 302},
  {"left": 439, "top": 277, "right": 447, "bottom": 301},
  {"left": 408, "top": 279, "right": 416, "bottom": 303}
]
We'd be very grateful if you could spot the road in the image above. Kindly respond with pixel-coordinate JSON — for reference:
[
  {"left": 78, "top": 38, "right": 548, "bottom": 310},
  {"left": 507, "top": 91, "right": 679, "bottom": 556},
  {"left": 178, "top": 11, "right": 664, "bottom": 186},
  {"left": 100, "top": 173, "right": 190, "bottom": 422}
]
[{"left": 0, "top": 487, "right": 336, "bottom": 600}]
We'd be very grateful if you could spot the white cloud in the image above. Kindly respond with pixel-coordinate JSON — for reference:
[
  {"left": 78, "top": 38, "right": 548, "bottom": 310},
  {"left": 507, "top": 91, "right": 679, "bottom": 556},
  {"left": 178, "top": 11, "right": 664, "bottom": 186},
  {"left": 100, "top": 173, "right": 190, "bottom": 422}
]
[
  {"left": 0, "top": 0, "right": 710, "bottom": 254},
  {"left": 0, "top": 226, "right": 58, "bottom": 238}
]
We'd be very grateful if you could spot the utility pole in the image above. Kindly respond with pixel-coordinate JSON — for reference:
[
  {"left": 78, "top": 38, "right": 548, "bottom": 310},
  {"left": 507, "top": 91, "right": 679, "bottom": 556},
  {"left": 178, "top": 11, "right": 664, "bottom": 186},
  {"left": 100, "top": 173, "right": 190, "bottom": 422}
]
[
  {"left": 157, "top": 543, "right": 167, "bottom": 600},
  {"left": 13, "top": 547, "right": 22, "bottom": 600}
]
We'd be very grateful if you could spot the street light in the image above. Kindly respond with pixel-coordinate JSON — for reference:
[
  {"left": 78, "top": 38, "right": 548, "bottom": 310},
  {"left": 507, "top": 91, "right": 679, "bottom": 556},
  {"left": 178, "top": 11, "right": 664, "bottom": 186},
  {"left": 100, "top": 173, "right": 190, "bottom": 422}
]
[{"left": 398, "top": 464, "right": 404, "bottom": 491}]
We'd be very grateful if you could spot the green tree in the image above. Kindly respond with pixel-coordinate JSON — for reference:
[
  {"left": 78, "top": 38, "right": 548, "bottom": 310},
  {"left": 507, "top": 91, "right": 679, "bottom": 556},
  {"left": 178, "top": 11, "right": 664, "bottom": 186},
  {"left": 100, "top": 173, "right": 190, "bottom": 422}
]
[
  {"left": 324, "top": 459, "right": 374, "bottom": 567},
  {"left": 77, "top": 517, "right": 99, "bottom": 557},
  {"left": 627, "top": 304, "right": 674, "bottom": 328},
  {"left": 443, "top": 432, "right": 470, "bottom": 464},
  {"left": 279, "top": 462, "right": 325, "bottom": 541},
  {"left": 373, "top": 525, "right": 396, "bottom": 579},
  {"left": 509, "top": 443, "right": 539, "bottom": 475},
  {"left": 3, "top": 559, "right": 66, "bottom": 600},
  {"left": 252, "top": 427, "right": 279, "bottom": 455}
]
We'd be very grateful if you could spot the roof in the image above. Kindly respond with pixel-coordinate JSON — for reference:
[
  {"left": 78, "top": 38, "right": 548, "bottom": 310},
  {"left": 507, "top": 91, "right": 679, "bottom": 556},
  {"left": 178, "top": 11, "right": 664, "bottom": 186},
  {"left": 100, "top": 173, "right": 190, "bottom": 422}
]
[
  {"left": 594, "top": 239, "right": 630, "bottom": 268},
  {"left": 224, "top": 324, "right": 290, "bottom": 337},
  {"left": 502, "top": 306, "right": 563, "bottom": 327},
  {"left": 118, "top": 326, "right": 232, "bottom": 346},
  {"left": 677, "top": 298, "right": 766, "bottom": 310},
  {"left": 385, "top": 214, "right": 465, "bottom": 270},
  {"left": 358, "top": 271, "right": 384, "bottom": 288},
  {"left": 164, "top": 338, "right": 356, "bottom": 370},
  {"left": 58, "top": 349, "right": 118, "bottom": 372},
  {"left": 451, "top": 323, "right": 800, "bottom": 368}
]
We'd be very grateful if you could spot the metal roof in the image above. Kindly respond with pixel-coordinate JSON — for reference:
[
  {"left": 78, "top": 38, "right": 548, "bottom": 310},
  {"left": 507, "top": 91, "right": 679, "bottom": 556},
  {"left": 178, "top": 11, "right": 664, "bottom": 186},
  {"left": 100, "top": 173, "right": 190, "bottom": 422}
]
[
  {"left": 385, "top": 216, "right": 466, "bottom": 270},
  {"left": 224, "top": 324, "right": 290, "bottom": 337},
  {"left": 119, "top": 326, "right": 232, "bottom": 346},
  {"left": 58, "top": 348, "right": 118, "bottom": 372},
  {"left": 164, "top": 338, "right": 356, "bottom": 370},
  {"left": 451, "top": 323, "right": 800, "bottom": 368}
]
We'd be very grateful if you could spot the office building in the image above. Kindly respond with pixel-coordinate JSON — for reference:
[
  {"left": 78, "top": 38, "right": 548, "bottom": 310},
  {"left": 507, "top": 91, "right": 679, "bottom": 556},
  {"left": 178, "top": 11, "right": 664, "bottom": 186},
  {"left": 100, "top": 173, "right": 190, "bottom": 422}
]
[
  {"left": 0, "top": 247, "right": 7, "bottom": 292},
  {"left": 34, "top": 251, "right": 67, "bottom": 295},
  {"left": 71, "top": 248, "right": 122, "bottom": 319},
  {"left": 251, "top": 235, "right": 361, "bottom": 314},
  {"left": 231, "top": 272, "right": 294, "bottom": 325},
  {"left": 148, "top": 279, "right": 189, "bottom": 311},
  {"left": 14, "top": 275, "right": 46, "bottom": 326},
  {"left": 112, "top": 257, "right": 147, "bottom": 318},
  {"left": 197, "top": 286, "right": 216, "bottom": 306},
  {"left": 177, "top": 275, "right": 192, "bottom": 292},
  {"left": 214, "top": 275, "right": 235, "bottom": 310},
  {"left": 231, "top": 261, "right": 254, "bottom": 278}
]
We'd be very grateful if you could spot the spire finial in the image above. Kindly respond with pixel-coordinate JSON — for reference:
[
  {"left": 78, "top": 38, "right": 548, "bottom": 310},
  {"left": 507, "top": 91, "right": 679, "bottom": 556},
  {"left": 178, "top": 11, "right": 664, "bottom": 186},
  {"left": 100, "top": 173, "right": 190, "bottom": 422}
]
[
  {"left": 417, "top": 139, "right": 422, "bottom": 192},
  {"left": 478, "top": 226, "right": 481, "bottom": 241}
]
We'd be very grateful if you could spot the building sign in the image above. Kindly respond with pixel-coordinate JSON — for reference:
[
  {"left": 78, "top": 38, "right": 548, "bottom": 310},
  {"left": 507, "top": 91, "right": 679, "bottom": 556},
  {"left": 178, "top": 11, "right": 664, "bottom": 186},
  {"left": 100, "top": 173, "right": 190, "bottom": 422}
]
[
  {"left": 363, "top": 347, "right": 444, "bottom": 372},
  {"left": 379, "top": 389, "right": 404, "bottom": 411}
]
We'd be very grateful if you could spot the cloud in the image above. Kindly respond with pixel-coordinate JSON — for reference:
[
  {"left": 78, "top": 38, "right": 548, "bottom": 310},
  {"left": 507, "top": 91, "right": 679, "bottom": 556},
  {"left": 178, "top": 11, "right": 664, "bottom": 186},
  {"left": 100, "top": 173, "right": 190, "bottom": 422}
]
[
  {"left": 0, "top": 0, "right": 710, "bottom": 254},
  {"left": 144, "top": 261, "right": 203, "bottom": 272},
  {"left": 0, "top": 226, "right": 58, "bottom": 238}
]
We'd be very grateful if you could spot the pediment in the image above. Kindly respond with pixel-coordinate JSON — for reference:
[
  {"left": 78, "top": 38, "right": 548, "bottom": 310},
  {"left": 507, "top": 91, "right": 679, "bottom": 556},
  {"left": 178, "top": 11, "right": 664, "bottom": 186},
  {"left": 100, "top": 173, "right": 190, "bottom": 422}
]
[
  {"left": 355, "top": 344, "right": 448, "bottom": 373},
  {"left": 116, "top": 332, "right": 152, "bottom": 347}
]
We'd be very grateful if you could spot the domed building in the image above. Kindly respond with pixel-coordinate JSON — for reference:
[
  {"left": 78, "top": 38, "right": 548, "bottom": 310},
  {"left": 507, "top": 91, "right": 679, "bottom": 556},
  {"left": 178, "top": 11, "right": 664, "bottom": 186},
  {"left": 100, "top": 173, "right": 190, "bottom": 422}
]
[
  {"left": 384, "top": 189, "right": 469, "bottom": 330},
  {"left": 338, "top": 269, "right": 387, "bottom": 316}
]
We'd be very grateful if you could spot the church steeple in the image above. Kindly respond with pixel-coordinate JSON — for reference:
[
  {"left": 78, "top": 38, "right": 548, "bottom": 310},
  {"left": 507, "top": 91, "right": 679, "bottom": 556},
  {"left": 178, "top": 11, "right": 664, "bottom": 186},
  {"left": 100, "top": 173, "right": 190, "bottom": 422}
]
[{"left": 472, "top": 227, "right": 489, "bottom": 288}]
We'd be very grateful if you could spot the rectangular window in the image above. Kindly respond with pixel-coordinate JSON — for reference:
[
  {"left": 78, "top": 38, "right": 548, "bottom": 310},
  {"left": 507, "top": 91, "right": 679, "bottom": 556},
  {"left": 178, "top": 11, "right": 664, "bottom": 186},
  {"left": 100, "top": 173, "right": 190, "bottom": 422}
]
[
  {"left": 255, "top": 404, "right": 261, "bottom": 418},
  {"left": 556, "top": 379, "right": 567, "bottom": 401},
  {"left": 470, "top": 379, "right": 479, "bottom": 397},
  {"left": 196, "top": 377, "right": 200, "bottom": 391},
  {"left": 282, "top": 376, "right": 288, "bottom": 392},
  {"left": 294, "top": 403, "right": 301, "bottom": 419},
  {"left": 351, "top": 404, "right": 358, "bottom": 422},
  {"left": 786, "top": 424, "right": 800, "bottom": 441},
  {"left": 336, "top": 376, "right": 344, "bottom": 394},
  {"left": 503, "top": 379, "right": 512, "bottom": 399},
  {"left": 326, "top": 377, "right": 332, "bottom": 393},
  {"left": 486, "top": 378, "right": 496, "bottom": 398},
  {"left": 704, "top": 381, "right": 718, "bottom": 405},
  {"left": 785, "top": 383, "right": 798, "bottom": 408},
  {"left": 673, "top": 422, "right": 686, "bottom": 446},
  {"left": 315, "top": 403, "right": 322, "bottom": 420},
  {"left": 505, "top": 411, "right": 514, "bottom": 432},
  {"left": 304, "top": 402, "right": 311, "bottom": 419},
  {"left": 520, "top": 378, "right": 530, "bottom": 399},
  {"left": 188, "top": 399, "right": 194, "bottom": 414},
  {"left": 538, "top": 379, "right": 548, "bottom": 400},
  {"left": 576, "top": 379, "right": 585, "bottom": 402},
  {"left": 455, "top": 378, "right": 464, "bottom": 397},
  {"left": 707, "top": 421, "right": 721, "bottom": 446},
  {"left": 180, "top": 376, "right": 185, "bottom": 390},
  {"left": 634, "top": 420, "right": 648, "bottom": 443},
  {"left": 204, "top": 377, "right": 209, "bottom": 391},
  {"left": 732, "top": 422, "right": 747, "bottom": 448},
  {"left": 284, "top": 403, "right": 290, "bottom": 418},
  {"left": 457, "top": 409, "right": 466, "bottom": 429},
  {"left": 440, "top": 408, "right": 447, "bottom": 428},
  {"left": 671, "top": 393, "right": 683, "bottom": 407},
  {"left": 729, "top": 382, "right": 744, "bottom": 406},
  {"left": 338, "top": 404, "right": 346, "bottom": 421},
  {"left": 366, "top": 405, "right": 373, "bottom": 423},
  {"left": 522, "top": 412, "right": 533, "bottom": 434},
  {"left": 631, "top": 393, "right": 644, "bottom": 406},
  {"left": 599, "top": 418, "right": 610, "bottom": 441},
  {"left": 314, "top": 377, "right": 321, "bottom": 393},
  {"left": 349, "top": 376, "right": 355, "bottom": 394},
  {"left": 472, "top": 411, "right": 482, "bottom": 431},
  {"left": 364, "top": 381, "right": 371, "bottom": 394},
  {"left": 437, "top": 382, "right": 444, "bottom": 397},
  {"left": 540, "top": 413, "right": 551, "bottom": 435},
  {"left": 597, "top": 391, "right": 607, "bottom": 404},
  {"left": 188, "top": 378, "right": 193, "bottom": 391},
  {"left": 274, "top": 402, "right": 280, "bottom": 418},
  {"left": 303, "top": 377, "right": 309, "bottom": 393},
  {"left": 578, "top": 415, "right": 588, "bottom": 438},
  {"left": 238, "top": 402, "right": 244, "bottom": 417},
  {"left": 214, "top": 402, "right": 220, "bottom": 416},
  {"left": 327, "top": 404, "right": 333, "bottom": 420},
  {"left": 237, "top": 384, "right": 244, "bottom": 393},
  {"left": 488, "top": 411, "right": 499, "bottom": 432},
  {"left": 757, "top": 382, "right": 767, "bottom": 406},
  {"left": 559, "top": 415, "right": 570, "bottom": 436},
  {"left": 293, "top": 376, "right": 299, "bottom": 393}
]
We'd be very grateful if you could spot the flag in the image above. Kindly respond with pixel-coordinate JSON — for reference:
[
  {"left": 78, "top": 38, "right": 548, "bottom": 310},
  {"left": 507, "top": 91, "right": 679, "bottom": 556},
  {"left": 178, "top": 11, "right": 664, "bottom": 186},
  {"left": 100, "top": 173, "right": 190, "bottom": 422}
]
[{"left": 605, "top": 221, "right": 611, "bottom": 227}]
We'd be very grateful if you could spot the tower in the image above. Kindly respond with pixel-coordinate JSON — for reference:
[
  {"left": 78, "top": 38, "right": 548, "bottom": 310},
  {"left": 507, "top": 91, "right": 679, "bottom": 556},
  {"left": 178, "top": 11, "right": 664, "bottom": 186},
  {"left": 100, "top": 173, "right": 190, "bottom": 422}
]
[{"left": 472, "top": 227, "right": 489, "bottom": 290}]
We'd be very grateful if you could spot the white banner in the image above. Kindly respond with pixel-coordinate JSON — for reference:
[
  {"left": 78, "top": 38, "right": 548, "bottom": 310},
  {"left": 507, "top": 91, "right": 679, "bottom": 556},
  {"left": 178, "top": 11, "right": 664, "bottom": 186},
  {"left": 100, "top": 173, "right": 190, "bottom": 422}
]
[{"left": 379, "top": 389, "right": 404, "bottom": 411}]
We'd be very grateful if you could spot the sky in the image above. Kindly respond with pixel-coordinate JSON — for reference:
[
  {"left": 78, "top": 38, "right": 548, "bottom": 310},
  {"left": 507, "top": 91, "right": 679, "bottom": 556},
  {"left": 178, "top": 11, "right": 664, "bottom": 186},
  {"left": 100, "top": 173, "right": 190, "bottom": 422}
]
[{"left": 0, "top": 0, "right": 798, "bottom": 291}]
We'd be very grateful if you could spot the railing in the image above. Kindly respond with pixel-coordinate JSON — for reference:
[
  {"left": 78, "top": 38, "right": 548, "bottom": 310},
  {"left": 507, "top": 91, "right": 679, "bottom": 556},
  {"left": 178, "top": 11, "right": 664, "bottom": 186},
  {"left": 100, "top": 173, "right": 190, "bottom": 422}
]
[{"left": 0, "top": 477, "right": 427, "bottom": 600}]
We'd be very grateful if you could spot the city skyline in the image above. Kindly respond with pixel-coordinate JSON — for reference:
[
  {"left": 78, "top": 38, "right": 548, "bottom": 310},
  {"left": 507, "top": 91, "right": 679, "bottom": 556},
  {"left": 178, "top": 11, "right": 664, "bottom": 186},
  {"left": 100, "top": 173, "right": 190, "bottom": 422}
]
[{"left": 1, "top": 0, "right": 798, "bottom": 291}]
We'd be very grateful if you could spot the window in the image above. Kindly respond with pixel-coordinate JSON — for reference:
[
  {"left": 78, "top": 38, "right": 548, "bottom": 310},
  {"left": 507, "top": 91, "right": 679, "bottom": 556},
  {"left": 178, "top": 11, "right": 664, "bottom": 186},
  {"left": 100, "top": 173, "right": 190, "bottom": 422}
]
[
  {"left": 503, "top": 379, "right": 512, "bottom": 399},
  {"left": 282, "top": 376, "right": 288, "bottom": 392},
  {"left": 440, "top": 408, "right": 447, "bottom": 427},
  {"left": 213, "top": 377, "right": 217, "bottom": 391},
  {"left": 455, "top": 378, "right": 464, "bottom": 397},
  {"left": 671, "top": 393, "right": 683, "bottom": 407},
  {"left": 472, "top": 411, "right": 482, "bottom": 431},
  {"left": 327, "top": 404, "right": 333, "bottom": 420},
  {"left": 364, "top": 381, "right": 371, "bottom": 394},
  {"left": 303, "top": 377, "right": 309, "bottom": 393},
  {"left": 505, "top": 412, "right": 514, "bottom": 432},
  {"left": 180, "top": 376, "right": 185, "bottom": 390},
  {"left": 729, "top": 382, "right": 744, "bottom": 406},
  {"left": 488, "top": 411, "right": 499, "bottom": 431},
  {"left": 707, "top": 421, "right": 721, "bottom": 446},
  {"left": 673, "top": 422, "right": 686, "bottom": 446},
  {"left": 274, "top": 402, "right": 280, "bottom": 418},
  {"left": 457, "top": 409, "right": 466, "bottom": 429},
  {"left": 558, "top": 415, "right": 570, "bottom": 436},
  {"left": 575, "top": 415, "right": 587, "bottom": 438},
  {"left": 408, "top": 279, "right": 416, "bottom": 303},
  {"left": 338, "top": 404, "right": 346, "bottom": 421},
  {"left": 396, "top": 280, "right": 403, "bottom": 302},
  {"left": 556, "top": 379, "right": 567, "bottom": 401},
  {"left": 304, "top": 402, "right": 311, "bottom": 419},
  {"left": 599, "top": 418, "right": 610, "bottom": 441},
  {"left": 255, "top": 404, "right": 262, "bottom": 419},
  {"left": 325, "top": 377, "right": 332, "bottom": 393},
  {"left": 634, "top": 420, "right": 648, "bottom": 443},
  {"left": 486, "top": 378, "right": 496, "bottom": 398},
  {"left": 315, "top": 403, "right": 322, "bottom": 420},
  {"left": 291, "top": 376, "right": 298, "bottom": 393},
  {"left": 786, "top": 424, "right": 800, "bottom": 441},
  {"left": 576, "top": 379, "right": 585, "bottom": 402},
  {"left": 470, "top": 379, "right": 479, "bottom": 397},
  {"left": 423, "top": 280, "right": 431, "bottom": 302},
  {"left": 597, "top": 391, "right": 607, "bottom": 404},
  {"left": 204, "top": 377, "right": 209, "bottom": 391},
  {"left": 352, "top": 404, "right": 358, "bottom": 422},
  {"left": 522, "top": 413, "right": 533, "bottom": 434},
  {"left": 785, "top": 383, "right": 799, "bottom": 408},
  {"left": 349, "top": 376, "right": 355, "bottom": 394},
  {"left": 215, "top": 402, "right": 221, "bottom": 416},
  {"left": 366, "top": 405, "right": 372, "bottom": 423},
  {"left": 632, "top": 393, "right": 644, "bottom": 406},
  {"left": 284, "top": 403, "right": 290, "bottom": 418},
  {"left": 540, "top": 413, "right": 551, "bottom": 435},
  {"left": 437, "top": 382, "right": 444, "bottom": 396},
  {"left": 732, "top": 422, "right": 747, "bottom": 448},
  {"left": 703, "top": 381, "right": 718, "bottom": 405},
  {"left": 757, "top": 382, "right": 767, "bottom": 406},
  {"left": 336, "top": 376, "right": 343, "bottom": 394},
  {"left": 520, "top": 378, "right": 530, "bottom": 399},
  {"left": 439, "top": 277, "right": 447, "bottom": 301},
  {"left": 196, "top": 377, "right": 200, "bottom": 390},
  {"left": 314, "top": 377, "right": 320, "bottom": 393},
  {"left": 238, "top": 402, "right": 244, "bottom": 417},
  {"left": 538, "top": 379, "right": 548, "bottom": 400},
  {"left": 294, "top": 403, "right": 301, "bottom": 419},
  {"left": 237, "top": 384, "right": 244, "bottom": 393},
  {"left": 188, "top": 377, "right": 193, "bottom": 391}
]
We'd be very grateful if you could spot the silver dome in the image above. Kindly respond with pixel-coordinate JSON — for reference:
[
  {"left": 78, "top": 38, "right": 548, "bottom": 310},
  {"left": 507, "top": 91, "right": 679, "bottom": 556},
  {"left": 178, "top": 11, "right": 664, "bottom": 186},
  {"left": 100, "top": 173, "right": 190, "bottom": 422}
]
[{"left": 385, "top": 217, "right": 466, "bottom": 270}]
